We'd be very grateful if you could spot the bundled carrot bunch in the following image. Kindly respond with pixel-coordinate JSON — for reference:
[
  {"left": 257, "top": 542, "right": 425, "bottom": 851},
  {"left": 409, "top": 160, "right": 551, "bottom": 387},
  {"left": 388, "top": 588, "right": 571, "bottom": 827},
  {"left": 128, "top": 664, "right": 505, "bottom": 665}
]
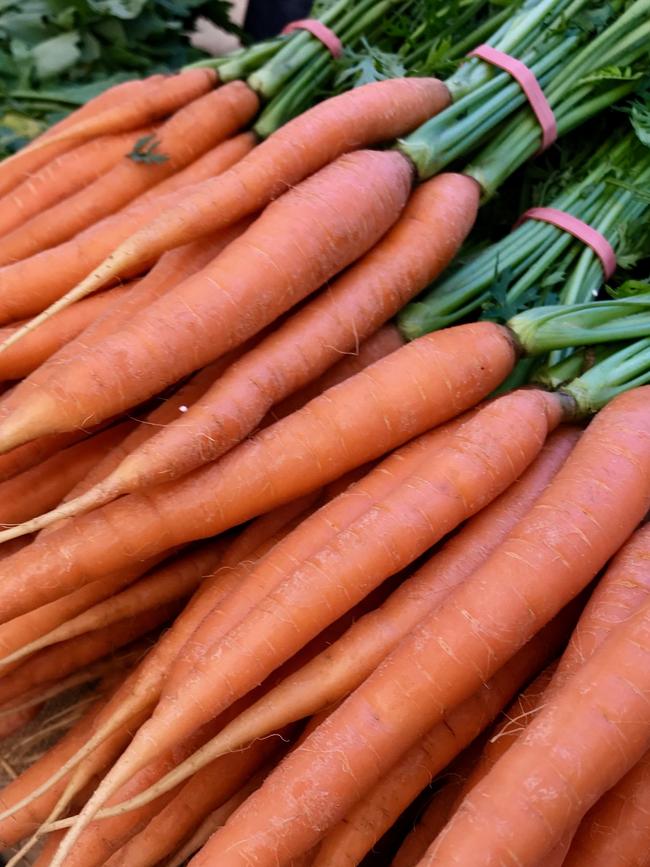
[{"left": 0, "top": 0, "right": 649, "bottom": 864}]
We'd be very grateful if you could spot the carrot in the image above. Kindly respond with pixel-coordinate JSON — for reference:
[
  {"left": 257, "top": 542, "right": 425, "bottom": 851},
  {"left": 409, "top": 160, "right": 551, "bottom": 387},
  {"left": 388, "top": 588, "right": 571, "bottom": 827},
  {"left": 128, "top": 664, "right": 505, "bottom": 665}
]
[
  {"left": 51, "top": 390, "right": 562, "bottom": 856},
  {"left": 0, "top": 83, "right": 259, "bottom": 265},
  {"left": 0, "top": 429, "right": 96, "bottom": 484},
  {"left": 0, "top": 424, "right": 133, "bottom": 529},
  {"left": 420, "top": 588, "right": 650, "bottom": 865},
  {"left": 0, "top": 132, "right": 255, "bottom": 326},
  {"left": 206, "top": 612, "right": 574, "bottom": 867},
  {"left": 562, "top": 750, "right": 650, "bottom": 866},
  {"left": 43, "top": 77, "right": 449, "bottom": 312},
  {"left": 0, "top": 76, "right": 162, "bottom": 200},
  {"left": 0, "top": 322, "right": 515, "bottom": 618},
  {"left": 0, "top": 149, "right": 412, "bottom": 451},
  {"left": 0, "top": 511, "right": 301, "bottom": 835},
  {"left": 0, "top": 545, "right": 213, "bottom": 668},
  {"left": 0, "top": 286, "right": 131, "bottom": 380},
  {"left": 166, "top": 770, "right": 271, "bottom": 867},
  {"left": 137, "top": 426, "right": 579, "bottom": 799},
  {"left": 391, "top": 757, "right": 479, "bottom": 867},
  {"left": 180, "top": 387, "right": 650, "bottom": 866},
  {"left": 0, "top": 557, "right": 162, "bottom": 673},
  {"left": 0, "top": 602, "right": 178, "bottom": 710},
  {"left": 0, "top": 131, "right": 144, "bottom": 239},
  {"left": 105, "top": 734, "right": 286, "bottom": 867},
  {"left": 0, "top": 69, "right": 217, "bottom": 185},
  {"left": 27, "top": 173, "right": 477, "bottom": 526}
]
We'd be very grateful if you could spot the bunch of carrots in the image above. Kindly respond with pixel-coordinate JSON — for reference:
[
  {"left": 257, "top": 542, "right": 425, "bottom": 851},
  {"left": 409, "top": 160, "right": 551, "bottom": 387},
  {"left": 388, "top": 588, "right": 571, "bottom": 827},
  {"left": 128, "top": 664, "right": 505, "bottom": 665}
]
[{"left": 0, "top": 0, "right": 648, "bottom": 863}]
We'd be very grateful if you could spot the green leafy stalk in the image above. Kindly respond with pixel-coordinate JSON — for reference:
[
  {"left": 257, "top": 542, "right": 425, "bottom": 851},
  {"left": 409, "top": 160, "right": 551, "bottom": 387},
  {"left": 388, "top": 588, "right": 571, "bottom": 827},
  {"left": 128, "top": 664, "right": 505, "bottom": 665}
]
[{"left": 560, "top": 337, "right": 650, "bottom": 413}]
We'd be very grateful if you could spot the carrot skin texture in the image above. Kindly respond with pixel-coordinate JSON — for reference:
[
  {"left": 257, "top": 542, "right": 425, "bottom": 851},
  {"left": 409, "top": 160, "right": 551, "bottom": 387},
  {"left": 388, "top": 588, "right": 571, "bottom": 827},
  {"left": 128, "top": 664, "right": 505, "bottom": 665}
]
[
  {"left": 0, "top": 83, "right": 259, "bottom": 264},
  {"left": 0, "top": 149, "right": 413, "bottom": 447},
  {"left": 182, "top": 427, "right": 579, "bottom": 768},
  {"left": 192, "top": 387, "right": 650, "bottom": 865},
  {"left": 420, "top": 594, "right": 650, "bottom": 865},
  {"left": 0, "top": 322, "right": 516, "bottom": 621},
  {"left": 67, "top": 390, "right": 561, "bottom": 839},
  {"left": 0, "top": 132, "right": 141, "bottom": 239},
  {"left": 0, "top": 131, "right": 255, "bottom": 325},
  {"left": 0, "top": 286, "right": 130, "bottom": 380},
  {"left": 309, "top": 615, "right": 574, "bottom": 867},
  {"left": 83, "top": 77, "right": 450, "bottom": 288},
  {"left": 103, "top": 173, "right": 478, "bottom": 496},
  {"left": 0, "top": 76, "right": 163, "bottom": 200}
]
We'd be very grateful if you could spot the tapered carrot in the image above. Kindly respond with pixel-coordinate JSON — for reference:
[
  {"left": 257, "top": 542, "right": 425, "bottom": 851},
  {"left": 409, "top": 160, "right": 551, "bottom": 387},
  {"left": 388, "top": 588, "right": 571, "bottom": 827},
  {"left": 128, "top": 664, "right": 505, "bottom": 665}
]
[
  {"left": 0, "top": 424, "right": 133, "bottom": 529},
  {"left": 0, "top": 429, "right": 97, "bottom": 484},
  {"left": 25, "top": 173, "right": 477, "bottom": 528},
  {"left": 182, "top": 387, "right": 650, "bottom": 866},
  {"left": 0, "top": 557, "right": 161, "bottom": 673},
  {"left": 0, "top": 69, "right": 217, "bottom": 185},
  {"left": 0, "top": 149, "right": 412, "bottom": 451},
  {"left": 202, "top": 612, "right": 574, "bottom": 867},
  {"left": 105, "top": 734, "right": 286, "bottom": 867},
  {"left": 52, "top": 390, "right": 562, "bottom": 857},
  {"left": 0, "top": 322, "right": 515, "bottom": 619},
  {"left": 0, "top": 603, "right": 178, "bottom": 709},
  {"left": 0, "top": 132, "right": 255, "bottom": 326},
  {"left": 0, "top": 76, "right": 162, "bottom": 200},
  {"left": 0, "top": 132, "right": 144, "bottom": 239},
  {"left": 0, "top": 286, "right": 131, "bottom": 380},
  {"left": 0, "top": 545, "right": 212, "bottom": 668},
  {"left": 135, "top": 426, "right": 579, "bottom": 802},
  {"left": 41, "top": 77, "right": 449, "bottom": 314},
  {"left": 0, "top": 83, "right": 259, "bottom": 265}
]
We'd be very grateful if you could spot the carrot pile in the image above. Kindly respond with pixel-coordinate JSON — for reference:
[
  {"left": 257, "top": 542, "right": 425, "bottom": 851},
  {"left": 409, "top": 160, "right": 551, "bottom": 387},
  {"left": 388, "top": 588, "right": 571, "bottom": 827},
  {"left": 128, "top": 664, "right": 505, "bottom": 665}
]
[{"left": 0, "top": 2, "right": 648, "bottom": 864}]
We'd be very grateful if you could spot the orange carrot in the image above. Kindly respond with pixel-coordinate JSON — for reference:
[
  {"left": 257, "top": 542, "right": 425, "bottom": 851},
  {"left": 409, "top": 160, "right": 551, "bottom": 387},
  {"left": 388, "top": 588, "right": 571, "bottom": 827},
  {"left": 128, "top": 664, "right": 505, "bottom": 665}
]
[
  {"left": 0, "top": 148, "right": 412, "bottom": 450},
  {"left": 27, "top": 173, "right": 478, "bottom": 525},
  {"left": 391, "top": 756, "right": 479, "bottom": 867},
  {"left": 0, "top": 286, "right": 131, "bottom": 380},
  {"left": 205, "top": 612, "right": 574, "bottom": 867},
  {"left": 135, "top": 426, "right": 579, "bottom": 800},
  {"left": 562, "top": 751, "right": 650, "bottom": 867},
  {"left": 0, "top": 603, "right": 178, "bottom": 709},
  {"left": 0, "top": 76, "right": 162, "bottom": 199},
  {"left": 0, "top": 429, "right": 96, "bottom": 484},
  {"left": 0, "top": 132, "right": 255, "bottom": 325},
  {"left": 105, "top": 734, "right": 286, "bottom": 867},
  {"left": 182, "top": 387, "right": 650, "bottom": 866},
  {"left": 0, "top": 69, "right": 217, "bottom": 188},
  {"left": 0, "top": 83, "right": 259, "bottom": 265},
  {"left": 0, "top": 131, "right": 144, "bottom": 239},
  {"left": 0, "top": 322, "right": 515, "bottom": 618},
  {"left": 0, "top": 424, "right": 133, "bottom": 529},
  {"left": 56, "top": 77, "right": 449, "bottom": 304},
  {"left": 52, "top": 390, "right": 562, "bottom": 855}
]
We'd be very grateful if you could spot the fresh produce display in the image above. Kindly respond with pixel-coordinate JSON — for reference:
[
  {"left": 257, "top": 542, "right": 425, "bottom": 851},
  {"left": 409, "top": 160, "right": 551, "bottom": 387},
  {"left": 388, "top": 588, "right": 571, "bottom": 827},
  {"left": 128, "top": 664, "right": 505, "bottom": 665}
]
[{"left": 0, "top": 0, "right": 648, "bottom": 865}]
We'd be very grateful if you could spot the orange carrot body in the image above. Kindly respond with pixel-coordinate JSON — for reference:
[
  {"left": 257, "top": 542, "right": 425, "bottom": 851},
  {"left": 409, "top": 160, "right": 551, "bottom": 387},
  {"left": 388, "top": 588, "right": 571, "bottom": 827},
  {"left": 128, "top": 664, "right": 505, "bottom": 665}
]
[
  {"left": 0, "top": 69, "right": 217, "bottom": 195},
  {"left": 190, "top": 387, "right": 650, "bottom": 865},
  {"left": 0, "top": 323, "right": 515, "bottom": 620},
  {"left": 0, "top": 83, "right": 258, "bottom": 265},
  {"left": 0, "top": 286, "right": 131, "bottom": 380},
  {"left": 76, "top": 77, "right": 449, "bottom": 294},
  {"left": 309, "top": 616, "right": 573, "bottom": 867},
  {"left": 0, "top": 149, "right": 413, "bottom": 447},
  {"left": 84, "top": 173, "right": 478, "bottom": 502},
  {"left": 0, "top": 424, "right": 132, "bottom": 528},
  {"left": 0, "top": 76, "right": 162, "bottom": 200},
  {"left": 0, "top": 131, "right": 254, "bottom": 324},
  {"left": 0, "top": 132, "right": 142, "bottom": 239}
]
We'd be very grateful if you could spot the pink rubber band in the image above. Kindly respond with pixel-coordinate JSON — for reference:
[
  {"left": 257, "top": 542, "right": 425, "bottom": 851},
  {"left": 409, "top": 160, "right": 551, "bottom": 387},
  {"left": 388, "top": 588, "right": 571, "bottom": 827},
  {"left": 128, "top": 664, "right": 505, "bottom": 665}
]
[
  {"left": 469, "top": 44, "right": 557, "bottom": 152},
  {"left": 282, "top": 19, "right": 343, "bottom": 58},
  {"left": 519, "top": 207, "right": 617, "bottom": 279}
]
